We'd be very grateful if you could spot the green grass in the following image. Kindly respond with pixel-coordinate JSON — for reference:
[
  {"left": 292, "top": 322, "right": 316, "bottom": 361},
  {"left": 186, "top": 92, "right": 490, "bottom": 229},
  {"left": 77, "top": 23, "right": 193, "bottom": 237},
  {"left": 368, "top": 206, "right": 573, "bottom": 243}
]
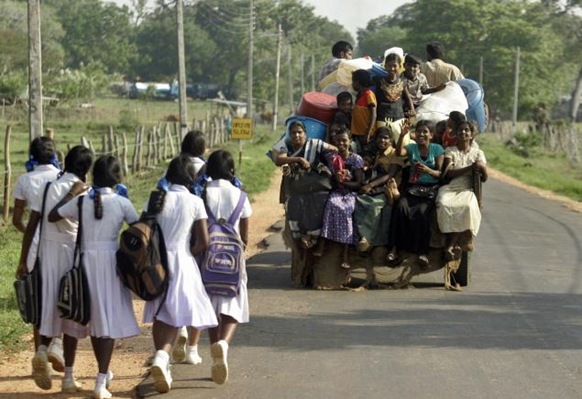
[
  {"left": 479, "top": 132, "right": 582, "bottom": 201},
  {"left": 0, "top": 98, "right": 278, "bottom": 352}
]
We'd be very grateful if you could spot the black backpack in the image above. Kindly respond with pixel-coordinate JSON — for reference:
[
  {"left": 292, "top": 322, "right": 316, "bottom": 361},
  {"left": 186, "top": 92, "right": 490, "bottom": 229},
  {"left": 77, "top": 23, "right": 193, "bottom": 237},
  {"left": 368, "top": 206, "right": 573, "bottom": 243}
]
[{"left": 116, "top": 191, "right": 169, "bottom": 302}]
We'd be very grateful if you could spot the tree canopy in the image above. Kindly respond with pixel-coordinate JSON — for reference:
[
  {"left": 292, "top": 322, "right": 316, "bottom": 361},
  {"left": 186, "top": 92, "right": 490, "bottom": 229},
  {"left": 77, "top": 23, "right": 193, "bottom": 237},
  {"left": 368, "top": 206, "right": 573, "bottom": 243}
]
[{"left": 0, "top": 0, "right": 580, "bottom": 118}]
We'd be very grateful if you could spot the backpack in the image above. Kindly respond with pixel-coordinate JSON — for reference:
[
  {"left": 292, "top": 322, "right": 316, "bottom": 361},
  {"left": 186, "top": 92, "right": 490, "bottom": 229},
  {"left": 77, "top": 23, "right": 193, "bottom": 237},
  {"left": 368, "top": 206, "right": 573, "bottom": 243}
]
[
  {"left": 201, "top": 191, "right": 247, "bottom": 297},
  {"left": 116, "top": 190, "right": 169, "bottom": 302}
]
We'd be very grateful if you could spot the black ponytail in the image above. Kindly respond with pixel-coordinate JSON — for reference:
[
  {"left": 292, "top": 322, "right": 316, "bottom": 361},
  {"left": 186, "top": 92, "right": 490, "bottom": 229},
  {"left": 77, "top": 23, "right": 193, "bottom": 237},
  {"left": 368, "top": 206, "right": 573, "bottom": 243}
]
[{"left": 94, "top": 190, "right": 103, "bottom": 220}]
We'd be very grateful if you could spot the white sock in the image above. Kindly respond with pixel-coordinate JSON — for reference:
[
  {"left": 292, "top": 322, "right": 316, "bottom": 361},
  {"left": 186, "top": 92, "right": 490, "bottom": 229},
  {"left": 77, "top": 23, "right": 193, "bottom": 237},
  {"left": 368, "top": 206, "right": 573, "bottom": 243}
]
[
  {"left": 64, "top": 367, "right": 74, "bottom": 381},
  {"left": 155, "top": 350, "right": 170, "bottom": 364},
  {"left": 187, "top": 345, "right": 198, "bottom": 353},
  {"left": 95, "top": 372, "right": 107, "bottom": 388},
  {"left": 52, "top": 337, "right": 63, "bottom": 346},
  {"left": 37, "top": 345, "right": 48, "bottom": 353}
]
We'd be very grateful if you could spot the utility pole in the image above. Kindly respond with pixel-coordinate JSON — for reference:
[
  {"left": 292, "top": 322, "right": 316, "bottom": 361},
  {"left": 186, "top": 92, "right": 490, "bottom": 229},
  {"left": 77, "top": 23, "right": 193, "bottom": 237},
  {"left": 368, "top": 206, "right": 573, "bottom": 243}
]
[
  {"left": 176, "top": 0, "right": 188, "bottom": 139},
  {"left": 272, "top": 24, "right": 282, "bottom": 131},
  {"left": 479, "top": 56, "right": 483, "bottom": 84},
  {"left": 247, "top": 0, "right": 254, "bottom": 121},
  {"left": 287, "top": 45, "right": 294, "bottom": 114},
  {"left": 28, "top": 0, "right": 43, "bottom": 141},
  {"left": 311, "top": 54, "right": 315, "bottom": 92},
  {"left": 239, "top": 0, "right": 253, "bottom": 172},
  {"left": 512, "top": 47, "right": 520, "bottom": 130},
  {"left": 300, "top": 52, "right": 305, "bottom": 95}
]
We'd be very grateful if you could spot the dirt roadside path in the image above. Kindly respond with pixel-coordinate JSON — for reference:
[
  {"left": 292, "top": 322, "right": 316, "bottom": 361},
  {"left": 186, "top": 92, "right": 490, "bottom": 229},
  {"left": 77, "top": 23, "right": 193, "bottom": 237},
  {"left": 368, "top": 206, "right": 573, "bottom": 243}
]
[
  {"left": 0, "top": 170, "right": 285, "bottom": 399},
  {"left": 0, "top": 167, "right": 579, "bottom": 398}
]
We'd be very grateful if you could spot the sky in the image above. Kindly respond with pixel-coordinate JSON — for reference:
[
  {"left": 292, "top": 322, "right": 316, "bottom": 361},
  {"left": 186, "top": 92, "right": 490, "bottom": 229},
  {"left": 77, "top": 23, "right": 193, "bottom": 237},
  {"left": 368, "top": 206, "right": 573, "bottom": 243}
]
[{"left": 108, "top": 0, "right": 413, "bottom": 38}]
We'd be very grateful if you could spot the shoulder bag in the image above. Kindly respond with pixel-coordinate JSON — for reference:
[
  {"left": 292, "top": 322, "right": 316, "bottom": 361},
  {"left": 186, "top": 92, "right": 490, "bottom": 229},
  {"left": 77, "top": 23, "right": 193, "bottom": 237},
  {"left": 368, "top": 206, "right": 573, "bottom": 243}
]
[
  {"left": 13, "top": 183, "right": 51, "bottom": 328},
  {"left": 57, "top": 196, "right": 91, "bottom": 325}
]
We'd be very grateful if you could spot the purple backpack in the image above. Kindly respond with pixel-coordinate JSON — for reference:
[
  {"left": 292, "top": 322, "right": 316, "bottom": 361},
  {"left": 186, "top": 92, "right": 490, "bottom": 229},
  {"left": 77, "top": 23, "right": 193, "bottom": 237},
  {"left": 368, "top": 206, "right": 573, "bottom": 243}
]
[{"left": 201, "top": 191, "right": 246, "bottom": 297}]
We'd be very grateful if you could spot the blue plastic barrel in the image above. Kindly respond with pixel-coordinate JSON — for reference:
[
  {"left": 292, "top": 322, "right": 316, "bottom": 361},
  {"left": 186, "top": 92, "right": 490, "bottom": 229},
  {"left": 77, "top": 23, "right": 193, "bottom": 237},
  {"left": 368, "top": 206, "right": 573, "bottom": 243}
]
[
  {"left": 457, "top": 78, "right": 487, "bottom": 133},
  {"left": 285, "top": 115, "right": 328, "bottom": 140},
  {"left": 368, "top": 63, "right": 388, "bottom": 79}
]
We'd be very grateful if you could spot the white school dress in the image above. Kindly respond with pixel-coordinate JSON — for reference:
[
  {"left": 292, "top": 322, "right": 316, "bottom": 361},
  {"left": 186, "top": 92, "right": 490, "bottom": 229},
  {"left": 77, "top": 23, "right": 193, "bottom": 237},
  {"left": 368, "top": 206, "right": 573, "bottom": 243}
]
[
  {"left": 13, "top": 164, "right": 60, "bottom": 271},
  {"left": 58, "top": 187, "right": 140, "bottom": 339},
  {"left": 204, "top": 179, "right": 253, "bottom": 323},
  {"left": 30, "top": 173, "right": 89, "bottom": 339},
  {"left": 142, "top": 184, "right": 218, "bottom": 329}
]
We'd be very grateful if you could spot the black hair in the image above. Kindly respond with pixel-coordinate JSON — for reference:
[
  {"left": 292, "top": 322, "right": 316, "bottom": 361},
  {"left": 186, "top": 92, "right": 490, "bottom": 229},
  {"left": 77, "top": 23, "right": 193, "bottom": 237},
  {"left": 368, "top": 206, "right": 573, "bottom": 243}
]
[
  {"left": 64, "top": 145, "right": 93, "bottom": 182},
  {"left": 448, "top": 111, "right": 467, "bottom": 130},
  {"left": 181, "top": 130, "right": 206, "bottom": 157},
  {"left": 375, "top": 127, "right": 391, "bottom": 139},
  {"left": 336, "top": 91, "right": 353, "bottom": 104},
  {"left": 415, "top": 119, "right": 436, "bottom": 133},
  {"left": 331, "top": 41, "right": 353, "bottom": 57},
  {"left": 436, "top": 120, "right": 448, "bottom": 133},
  {"left": 426, "top": 41, "right": 445, "bottom": 60},
  {"left": 332, "top": 112, "right": 349, "bottom": 128},
  {"left": 206, "top": 150, "right": 235, "bottom": 181},
  {"left": 384, "top": 52, "right": 402, "bottom": 66},
  {"left": 92, "top": 156, "right": 122, "bottom": 220},
  {"left": 334, "top": 126, "right": 351, "bottom": 139},
  {"left": 404, "top": 54, "right": 422, "bottom": 66},
  {"left": 29, "top": 136, "right": 55, "bottom": 164},
  {"left": 352, "top": 69, "right": 373, "bottom": 88},
  {"left": 288, "top": 120, "right": 306, "bottom": 132},
  {"left": 166, "top": 154, "right": 196, "bottom": 188}
]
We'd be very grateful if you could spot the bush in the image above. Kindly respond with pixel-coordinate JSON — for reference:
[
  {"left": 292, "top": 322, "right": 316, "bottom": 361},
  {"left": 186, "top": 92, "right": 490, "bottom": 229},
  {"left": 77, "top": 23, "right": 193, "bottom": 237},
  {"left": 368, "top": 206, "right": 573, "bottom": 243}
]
[{"left": 0, "top": 70, "right": 27, "bottom": 104}]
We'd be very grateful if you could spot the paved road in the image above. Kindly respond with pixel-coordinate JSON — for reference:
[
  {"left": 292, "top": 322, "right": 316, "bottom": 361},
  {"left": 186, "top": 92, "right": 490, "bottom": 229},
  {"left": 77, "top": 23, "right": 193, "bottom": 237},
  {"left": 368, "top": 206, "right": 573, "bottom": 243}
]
[{"left": 137, "top": 177, "right": 582, "bottom": 399}]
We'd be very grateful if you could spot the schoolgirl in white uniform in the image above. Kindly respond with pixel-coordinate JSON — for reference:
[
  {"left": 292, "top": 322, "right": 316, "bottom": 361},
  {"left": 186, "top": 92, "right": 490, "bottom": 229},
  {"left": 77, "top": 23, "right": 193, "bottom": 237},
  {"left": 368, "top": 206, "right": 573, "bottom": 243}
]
[
  {"left": 18, "top": 146, "right": 93, "bottom": 393},
  {"left": 143, "top": 155, "right": 218, "bottom": 394},
  {"left": 12, "top": 137, "right": 63, "bottom": 370},
  {"left": 49, "top": 155, "right": 140, "bottom": 399},
  {"left": 203, "top": 150, "right": 252, "bottom": 385}
]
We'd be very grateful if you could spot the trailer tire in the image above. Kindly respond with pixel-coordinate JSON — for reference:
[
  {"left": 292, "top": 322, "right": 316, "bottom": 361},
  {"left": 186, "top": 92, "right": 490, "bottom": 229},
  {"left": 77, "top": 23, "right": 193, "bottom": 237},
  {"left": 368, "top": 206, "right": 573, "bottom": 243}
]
[{"left": 454, "top": 251, "right": 470, "bottom": 287}]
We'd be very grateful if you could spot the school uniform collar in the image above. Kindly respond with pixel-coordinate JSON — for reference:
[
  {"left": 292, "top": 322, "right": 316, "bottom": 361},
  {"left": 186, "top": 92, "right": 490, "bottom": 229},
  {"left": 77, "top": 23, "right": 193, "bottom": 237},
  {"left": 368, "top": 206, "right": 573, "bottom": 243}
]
[
  {"left": 59, "top": 172, "right": 81, "bottom": 183},
  {"left": 34, "top": 164, "right": 59, "bottom": 172},
  {"left": 169, "top": 184, "right": 190, "bottom": 193},
  {"left": 97, "top": 187, "right": 114, "bottom": 195},
  {"left": 207, "top": 179, "right": 233, "bottom": 188}
]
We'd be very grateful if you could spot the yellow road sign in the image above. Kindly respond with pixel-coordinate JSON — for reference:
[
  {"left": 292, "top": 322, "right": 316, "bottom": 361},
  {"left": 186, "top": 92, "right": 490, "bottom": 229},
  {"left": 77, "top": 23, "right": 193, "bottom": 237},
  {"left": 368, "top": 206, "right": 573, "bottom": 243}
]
[{"left": 231, "top": 118, "right": 253, "bottom": 140}]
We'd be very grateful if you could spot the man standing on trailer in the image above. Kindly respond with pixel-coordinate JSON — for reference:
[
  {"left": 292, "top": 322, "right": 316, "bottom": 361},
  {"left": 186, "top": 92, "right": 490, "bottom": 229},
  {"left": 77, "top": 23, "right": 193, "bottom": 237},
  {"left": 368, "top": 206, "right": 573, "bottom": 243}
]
[
  {"left": 421, "top": 41, "right": 464, "bottom": 87},
  {"left": 317, "top": 41, "right": 354, "bottom": 96}
]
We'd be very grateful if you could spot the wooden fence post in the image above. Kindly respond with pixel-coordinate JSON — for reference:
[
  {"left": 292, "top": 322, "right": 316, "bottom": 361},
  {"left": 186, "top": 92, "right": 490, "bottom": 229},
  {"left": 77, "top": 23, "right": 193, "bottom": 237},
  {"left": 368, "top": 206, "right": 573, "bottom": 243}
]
[
  {"left": 154, "top": 127, "right": 160, "bottom": 164},
  {"left": 138, "top": 127, "right": 145, "bottom": 171},
  {"left": 163, "top": 125, "right": 169, "bottom": 160},
  {"left": 101, "top": 134, "right": 107, "bottom": 156},
  {"left": 121, "top": 132, "right": 129, "bottom": 176},
  {"left": 131, "top": 128, "right": 140, "bottom": 173},
  {"left": 3, "top": 125, "right": 12, "bottom": 224},
  {"left": 108, "top": 126, "right": 115, "bottom": 157},
  {"left": 114, "top": 134, "right": 120, "bottom": 161},
  {"left": 81, "top": 136, "right": 90, "bottom": 149},
  {"left": 146, "top": 130, "right": 153, "bottom": 167},
  {"left": 168, "top": 126, "right": 176, "bottom": 157}
]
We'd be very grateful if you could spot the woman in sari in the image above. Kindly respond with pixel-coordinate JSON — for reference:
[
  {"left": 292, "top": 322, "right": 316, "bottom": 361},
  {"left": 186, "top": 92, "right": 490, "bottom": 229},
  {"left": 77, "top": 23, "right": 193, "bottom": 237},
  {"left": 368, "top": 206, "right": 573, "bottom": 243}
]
[
  {"left": 275, "top": 121, "right": 337, "bottom": 250},
  {"left": 390, "top": 120, "right": 445, "bottom": 268}
]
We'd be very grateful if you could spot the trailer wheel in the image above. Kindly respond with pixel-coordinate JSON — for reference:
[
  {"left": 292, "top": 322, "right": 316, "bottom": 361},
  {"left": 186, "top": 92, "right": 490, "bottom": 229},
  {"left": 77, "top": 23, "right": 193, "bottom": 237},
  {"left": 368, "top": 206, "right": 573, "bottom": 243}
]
[{"left": 454, "top": 251, "right": 470, "bottom": 287}]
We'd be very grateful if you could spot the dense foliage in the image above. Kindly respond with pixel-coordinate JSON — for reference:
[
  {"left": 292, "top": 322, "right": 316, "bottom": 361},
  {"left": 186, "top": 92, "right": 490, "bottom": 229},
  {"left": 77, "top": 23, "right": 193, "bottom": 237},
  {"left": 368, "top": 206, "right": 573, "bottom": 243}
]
[{"left": 0, "top": 0, "right": 580, "bottom": 118}]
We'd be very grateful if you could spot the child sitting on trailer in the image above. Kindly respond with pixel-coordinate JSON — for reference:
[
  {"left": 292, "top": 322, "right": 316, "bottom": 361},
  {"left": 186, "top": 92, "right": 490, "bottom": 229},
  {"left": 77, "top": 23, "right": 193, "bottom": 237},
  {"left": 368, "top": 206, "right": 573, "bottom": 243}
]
[
  {"left": 320, "top": 127, "right": 364, "bottom": 269},
  {"left": 355, "top": 127, "right": 405, "bottom": 253}
]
